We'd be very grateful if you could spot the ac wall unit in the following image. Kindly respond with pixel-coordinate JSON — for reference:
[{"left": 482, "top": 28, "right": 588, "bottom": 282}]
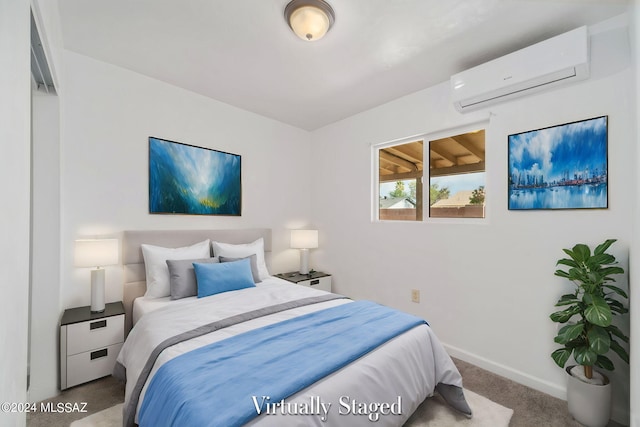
[{"left": 451, "top": 26, "right": 589, "bottom": 112}]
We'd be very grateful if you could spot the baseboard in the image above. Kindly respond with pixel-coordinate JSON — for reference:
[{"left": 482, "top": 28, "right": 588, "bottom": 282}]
[
  {"left": 444, "top": 343, "right": 566, "bottom": 400},
  {"left": 444, "top": 343, "right": 630, "bottom": 425}
]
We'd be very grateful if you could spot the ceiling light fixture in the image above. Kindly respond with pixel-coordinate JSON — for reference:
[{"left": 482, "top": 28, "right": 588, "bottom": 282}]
[{"left": 284, "top": 0, "right": 335, "bottom": 42}]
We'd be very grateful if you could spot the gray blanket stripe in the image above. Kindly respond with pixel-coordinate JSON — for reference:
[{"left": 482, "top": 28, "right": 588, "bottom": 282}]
[{"left": 123, "top": 293, "right": 348, "bottom": 427}]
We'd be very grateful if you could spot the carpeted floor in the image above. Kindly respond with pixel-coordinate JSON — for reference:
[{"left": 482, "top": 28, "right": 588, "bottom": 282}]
[
  {"left": 27, "top": 376, "right": 124, "bottom": 427},
  {"left": 405, "top": 389, "right": 512, "bottom": 426},
  {"left": 68, "top": 389, "right": 512, "bottom": 427},
  {"left": 27, "top": 357, "right": 624, "bottom": 427},
  {"left": 454, "top": 358, "right": 624, "bottom": 427}
]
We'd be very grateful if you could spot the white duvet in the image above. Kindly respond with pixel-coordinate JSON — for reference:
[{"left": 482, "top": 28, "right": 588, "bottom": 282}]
[{"left": 117, "top": 277, "right": 463, "bottom": 426}]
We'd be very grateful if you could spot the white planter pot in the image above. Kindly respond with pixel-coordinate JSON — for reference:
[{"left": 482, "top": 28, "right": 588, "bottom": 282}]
[{"left": 566, "top": 366, "right": 611, "bottom": 427}]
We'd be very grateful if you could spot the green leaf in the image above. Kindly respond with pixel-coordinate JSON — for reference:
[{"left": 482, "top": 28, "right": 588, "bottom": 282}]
[
  {"left": 550, "top": 305, "right": 581, "bottom": 323},
  {"left": 572, "top": 244, "right": 591, "bottom": 263},
  {"left": 562, "top": 248, "right": 577, "bottom": 260},
  {"left": 594, "top": 239, "right": 616, "bottom": 256},
  {"left": 595, "top": 355, "right": 614, "bottom": 371},
  {"left": 606, "top": 325, "right": 629, "bottom": 343},
  {"left": 551, "top": 348, "right": 571, "bottom": 368},
  {"left": 600, "top": 266, "right": 624, "bottom": 277},
  {"left": 584, "top": 295, "right": 612, "bottom": 327},
  {"left": 555, "top": 294, "right": 580, "bottom": 307},
  {"left": 574, "top": 346, "right": 597, "bottom": 366},
  {"left": 555, "top": 323, "right": 584, "bottom": 344},
  {"left": 584, "top": 272, "right": 603, "bottom": 290},
  {"left": 603, "top": 285, "right": 628, "bottom": 299},
  {"left": 606, "top": 299, "right": 628, "bottom": 315},
  {"left": 556, "top": 258, "right": 580, "bottom": 269},
  {"left": 588, "top": 253, "right": 615, "bottom": 266},
  {"left": 554, "top": 269, "right": 571, "bottom": 279},
  {"left": 610, "top": 339, "right": 629, "bottom": 364},
  {"left": 587, "top": 326, "right": 610, "bottom": 355}
]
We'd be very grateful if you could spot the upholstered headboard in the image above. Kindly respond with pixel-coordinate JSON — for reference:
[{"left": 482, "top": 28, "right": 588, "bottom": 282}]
[{"left": 122, "top": 229, "right": 272, "bottom": 335}]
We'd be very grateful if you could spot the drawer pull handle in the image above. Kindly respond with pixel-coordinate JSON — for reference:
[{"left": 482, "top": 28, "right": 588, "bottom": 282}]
[
  {"left": 310, "top": 279, "right": 320, "bottom": 286},
  {"left": 90, "top": 320, "right": 107, "bottom": 330},
  {"left": 90, "top": 349, "right": 108, "bottom": 360}
]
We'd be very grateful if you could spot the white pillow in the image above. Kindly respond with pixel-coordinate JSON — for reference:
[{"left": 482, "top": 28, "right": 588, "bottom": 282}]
[
  {"left": 141, "top": 239, "right": 210, "bottom": 298},
  {"left": 211, "top": 238, "right": 269, "bottom": 280}
]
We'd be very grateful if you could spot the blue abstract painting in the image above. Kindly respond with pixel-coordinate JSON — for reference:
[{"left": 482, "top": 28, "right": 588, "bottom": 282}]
[
  {"left": 508, "top": 116, "right": 607, "bottom": 210},
  {"left": 149, "top": 137, "right": 241, "bottom": 215}
]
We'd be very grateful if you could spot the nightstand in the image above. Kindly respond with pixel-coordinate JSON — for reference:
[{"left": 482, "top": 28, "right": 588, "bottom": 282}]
[
  {"left": 60, "top": 301, "right": 125, "bottom": 390},
  {"left": 275, "top": 271, "right": 332, "bottom": 292}
]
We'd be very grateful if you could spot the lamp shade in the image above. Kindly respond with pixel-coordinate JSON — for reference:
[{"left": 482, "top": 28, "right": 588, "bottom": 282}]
[
  {"left": 290, "top": 230, "right": 319, "bottom": 249},
  {"left": 285, "top": 0, "right": 335, "bottom": 41},
  {"left": 74, "top": 239, "right": 119, "bottom": 267}
]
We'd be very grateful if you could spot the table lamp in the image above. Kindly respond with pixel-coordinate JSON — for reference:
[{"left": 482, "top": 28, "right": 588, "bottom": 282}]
[
  {"left": 74, "top": 239, "right": 119, "bottom": 313},
  {"left": 290, "top": 230, "right": 318, "bottom": 275}
]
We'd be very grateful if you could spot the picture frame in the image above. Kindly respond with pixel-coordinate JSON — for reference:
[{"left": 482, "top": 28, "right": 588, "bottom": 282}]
[
  {"left": 508, "top": 116, "right": 608, "bottom": 210},
  {"left": 149, "top": 137, "right": 241, "bottom": 215}
]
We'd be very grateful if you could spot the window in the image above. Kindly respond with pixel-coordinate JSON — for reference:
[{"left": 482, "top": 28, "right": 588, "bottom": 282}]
[
  {"left": 377, "top": 140, "right": 423, "bottom": 221},
  {"left": 429, "top": 129, "right": 485, "bottom": 218},
  {"left": 374, "top": 127, "right": 486, "bottom": 221}
]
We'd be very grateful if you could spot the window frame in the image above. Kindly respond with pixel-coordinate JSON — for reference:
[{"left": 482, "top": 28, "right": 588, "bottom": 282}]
[
  {"left": 372, "top": 134, "right": 425, "bottom": 222},
  {"left": 372, "top": 120, "right": 489, "bottom": 224},
  {"left": 424, "top": 121, "right": 489, "bottom": 224}
]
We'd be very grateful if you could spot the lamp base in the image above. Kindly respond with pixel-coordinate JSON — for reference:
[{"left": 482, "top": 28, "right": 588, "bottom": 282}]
[
  {"left": 90, "top": 269, "right": 106, "bottom": 313},
  {"left": 298, "top": 248, "right": 310, "bottom": 275}
]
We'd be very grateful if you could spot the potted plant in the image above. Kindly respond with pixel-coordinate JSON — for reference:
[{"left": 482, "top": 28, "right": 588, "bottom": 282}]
[{"left": 550, "top": 239, "right": 629, "bottom": 427}]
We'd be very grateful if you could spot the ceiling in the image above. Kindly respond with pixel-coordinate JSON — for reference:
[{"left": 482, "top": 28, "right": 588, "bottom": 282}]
[{"left": 58, "top": 0, "right": 629, "bottom": 130}]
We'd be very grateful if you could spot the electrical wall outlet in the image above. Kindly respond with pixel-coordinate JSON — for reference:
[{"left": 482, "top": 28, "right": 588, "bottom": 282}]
[{"left": 411, "top": 289, "right": 420, "bottom": 303}]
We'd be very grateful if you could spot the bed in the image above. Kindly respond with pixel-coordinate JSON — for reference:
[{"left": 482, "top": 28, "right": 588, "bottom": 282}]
[{"left": 115, "top": 229, "right": 470, "bottom": 427}]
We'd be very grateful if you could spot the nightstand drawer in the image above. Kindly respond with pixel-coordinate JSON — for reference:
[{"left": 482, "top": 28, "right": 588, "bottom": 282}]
[
  {"left": 66, "top": 343, "right": 123, "bottom": 388},
  {"left": 66, "top": 314, "right": 124, "bottom": 355},
  {"left": 301, "top": 276, "right": 331, "bottom": 292}
]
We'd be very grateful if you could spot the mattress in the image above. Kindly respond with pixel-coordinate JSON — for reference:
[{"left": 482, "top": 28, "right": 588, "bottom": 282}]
[
  {"left": 132, "top": 294, "right": 195, "bottom": 326},
  {"left": 117, "top": 278, "right": 465, "bottom": 426}
]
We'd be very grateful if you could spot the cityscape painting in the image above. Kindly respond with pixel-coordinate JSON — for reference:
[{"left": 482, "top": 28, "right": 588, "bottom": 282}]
[
  {"left": 149, "top": 137, "right": 241, "bottom": 215},
  {"left": 508, "top": 116, "right": 607, "bottom": 210}
]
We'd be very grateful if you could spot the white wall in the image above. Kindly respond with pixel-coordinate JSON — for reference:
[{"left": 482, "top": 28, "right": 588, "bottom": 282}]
[
  {"left": 629, "top": 2, "right": 639, "bottom": 426},
  {"left": 0, "top": 0, "right": 31, "bottom": 426},
  {"left": 59, "top": 50, "right": 313, "bottom": 310},
  {"left": 311, "top": 18, "right": 634, "bottom": 424},
  {"left": 29, "top": 91, "right": 61, "bottom": 403}
]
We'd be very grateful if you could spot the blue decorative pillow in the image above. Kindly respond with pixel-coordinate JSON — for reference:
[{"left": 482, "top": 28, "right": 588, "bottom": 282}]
[
  {"left": 193, "top": 258, "right": 256, "bottom": 298},
  {"left": 219, "top": 254, "right": 261, "bottom": 283}
]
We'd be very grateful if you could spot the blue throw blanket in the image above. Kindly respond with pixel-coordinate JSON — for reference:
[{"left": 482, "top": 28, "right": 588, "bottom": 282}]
[{"left": 138, "top": 300, "right": 427, "bottom": 427}]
